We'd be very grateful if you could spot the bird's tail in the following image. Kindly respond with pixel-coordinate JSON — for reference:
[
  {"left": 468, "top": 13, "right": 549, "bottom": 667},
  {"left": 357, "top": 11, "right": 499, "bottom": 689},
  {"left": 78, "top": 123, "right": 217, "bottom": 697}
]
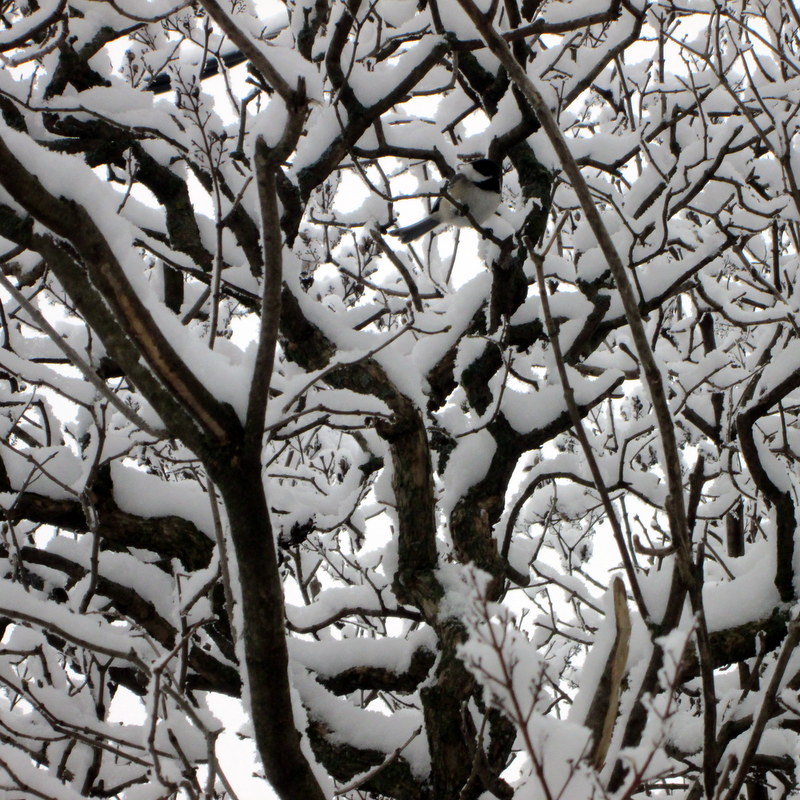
[{"left": 390, "top": 216, "right": 439, "bottom": 244}]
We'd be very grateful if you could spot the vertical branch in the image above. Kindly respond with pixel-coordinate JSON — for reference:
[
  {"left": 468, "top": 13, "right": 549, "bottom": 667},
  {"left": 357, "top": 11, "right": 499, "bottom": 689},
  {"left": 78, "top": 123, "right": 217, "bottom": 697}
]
[
  {"left": 207, "top": 476, "right": 237, "bottom": 641},
  {"left": 588, "top": 577, "right": 631, "bottom": 770},
  {"left": 208, "top": 212, "right": 225, "bottom": 349},
  {"left": 530, "top": 245, "right": 649, "bottom": 622},
  {"left": 458, "top": 0, "right": 693, "bottom": 581},
  {"left": 721, "top": 618, "right": 800, "bottom": 800},
  {"left": 461, "top": 10, "right": 723, "bottom": 794},
  {"left": 686, "top": 457, "right": 719, "bottom": 799},
  {"left": 244, "top": 136, "right": 284, "bottom": 452}
]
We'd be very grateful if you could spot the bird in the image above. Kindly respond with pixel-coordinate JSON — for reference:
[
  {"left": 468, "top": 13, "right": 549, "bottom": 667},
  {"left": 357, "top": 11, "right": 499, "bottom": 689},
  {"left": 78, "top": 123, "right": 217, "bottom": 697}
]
[{"left": 391, "top": 158, "right": 502, "bottom": 244}]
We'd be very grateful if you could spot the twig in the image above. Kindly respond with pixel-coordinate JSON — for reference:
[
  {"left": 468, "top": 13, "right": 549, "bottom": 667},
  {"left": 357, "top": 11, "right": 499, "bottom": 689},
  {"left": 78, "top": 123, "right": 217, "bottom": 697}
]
[
  {"left": 370, "top": 229, "right": 424, "bottom": 311},
  {"left": 0, "top": 271, "right": 166, "bottom": 438},
  {"left": 333, "top": 726, "right": 422, "bottom": 795},
  {"left": 459, "top": 0, "right": 693, "bottom": 593},
  {"left": 721, "top": 617, "right": 800, "bottom": 800},
  {"left": 197, "top": 0, "right": 297, "bottom": 101},
  {"left": 529, "top": 244, "right": 649, "bottom": 623}
]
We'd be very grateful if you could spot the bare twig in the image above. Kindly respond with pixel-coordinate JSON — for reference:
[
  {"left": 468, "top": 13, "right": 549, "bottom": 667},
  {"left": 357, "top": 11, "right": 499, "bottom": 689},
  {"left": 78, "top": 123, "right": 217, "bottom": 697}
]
[
  {"left": 721, "top": 617, "right": 800, "bottom": 800},
  {"left": 0, "top": 271, "right": 166, "bottom": 438},
  {"left": 458, "top": 0, "right": 693, "bottom": 588},
  {"left": 370, "top": 229, "right": 424, "bottom": 311},
  {"left": 530, "top": 245, "right": 649, "bottom": 622},
  {"left": 333, "top": 726, "right": 423, "bottom": 795}
]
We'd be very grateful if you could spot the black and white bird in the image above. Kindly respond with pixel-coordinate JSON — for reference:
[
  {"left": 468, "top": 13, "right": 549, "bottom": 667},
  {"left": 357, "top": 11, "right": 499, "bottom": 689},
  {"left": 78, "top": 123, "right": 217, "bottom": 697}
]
[{"left": 391, "top": 158, "right": 502, "bottom": 244}]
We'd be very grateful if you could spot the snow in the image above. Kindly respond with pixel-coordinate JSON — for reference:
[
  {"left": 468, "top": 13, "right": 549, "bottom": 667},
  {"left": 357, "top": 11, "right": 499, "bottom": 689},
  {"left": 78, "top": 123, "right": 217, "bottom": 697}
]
[
  {"left": 350, "top": 37, "right": 444, "bottom": 108},
  {"left": 0, "top": 578, "right": 147, "bottom": 660},
  {"left": 0, "top": 1, "right": 63, "bottom": 48},
  {"left": 0, "top": 118, "right": 254, "bottom": 419},
  {"left": 294, "top": 668, "right": 430, "bottom": 777},
  {"left": 291, "top": 627, "right": 436, "bottom": 676},
  {"left": 0, "top": 742, "right": 90, "bottom": 800},
  {"left": 45, "top": 534, "right": 179, "bottom": 622},
  {"left": 0, "top": 346, "right": 97, "bottom": 406},
  {"left": 439, "top": 429, "right": 497, "bottom": 515},
  {"left": 0, "top": 444, "right": 83, "bottom": 500},
  {"left": 109, "top": 461, "right": 215, "bottom": 539},
  {"left": 287, "top": 584, "right": 399, "bottom": 631},
  {"left": 701, "top": 540, "right": 781, "bottom": 633},
  {"left": 4, "top": 1, "right": 800, "bottom": 797},
  {"left": 501, "top": 368, "right": 622, "bottom": 436}
]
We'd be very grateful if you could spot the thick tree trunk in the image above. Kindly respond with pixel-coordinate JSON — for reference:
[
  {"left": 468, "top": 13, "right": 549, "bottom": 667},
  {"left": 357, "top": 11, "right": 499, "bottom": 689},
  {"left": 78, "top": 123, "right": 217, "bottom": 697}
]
[{"left": 214, "top": 462, "right": 326, "bottom": 800}]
